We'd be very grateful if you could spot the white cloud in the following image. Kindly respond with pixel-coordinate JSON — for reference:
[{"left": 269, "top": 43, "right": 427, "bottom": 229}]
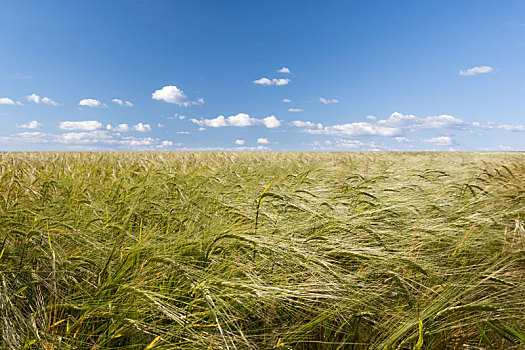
[
  {"left": 169, "top": 113, "right": 186, "bottom": 120},
  {"left": 4, "top": 131, "right": 112, "bottom": 145},
  {"left": 497, "top": 124, "right": 525, "bottom": 132},
  {"left": 157, "top": 123, "right": 165, "bottom": 128},
  {"left": 227, "top": 113, "right": 253, "bottom": 127},
  {"left": 106, "top": 123, "right": 130, "bottom": 132},
  {"left": 333, "top": 138, "right": 384, "bottom": 150},
  {"left": 133, "top": 123, "right": 151, "bottom": 132},
  {"left": 0, "top": 130, "right": 176, "bottom": 150},
  {"left": 319, "top": 97, "right": 339, "bottom": 104},
  {"left": 152, "top": 85, "right": 202, "bottom": 107},
  {"left": 193, "top": 98, "right": 205, "bottom": 105},
  {"left": 472, "top": 121, "right": 494, "bottom": 129},
  {"left": 26, "top": 93, "right": 60, "bottom": 106},
  {"left": 395, "top": 136, "right": 412, "bottom": 143},
  {"left": 262, "top": 115, "right": 281, "bottom": 128},
  {"left": 112, "top": 98, "right": 133, "bottom": 107},
  {"left": 152, "top": 85, "right": 187, "bottom": 105},
  {"left": 176, "top": 131, "right": 190, "bottom": 134},
  {"left": 294, "top": 112, "right": 466, "bottom": 138},
  {"left": 304, "top": 121, "right": 401, "bottom": 137},
  {"left": 17, "top": 120, "right": 43, "bottom": 129},
  {"left": 334, "top": 139, "right": 365, "bottom": 148},
  {"left": 79, "top": 99, "right": 106, "bottom": 108},
  {"left": 0, "top": 98, "right": 15, "bottom": 105},
  {"left": 499, "top": 145, "right": 512, "bottom": 150},
  {"left": 253, "top": 78, "right": 290, "bottom": 86},
  {"left": 60, "top": 131, "right": 113, "bottom": 143},
  {"left": 282, "top": 98, "right": 292, "bottom": 103},
  {"left": 59, "top": 120, "right": 103, "bottom": 131},
  {"left": 191, "top": 113, "right": 281, "bottom": 129},
  {"left": 235, "top": 145, "right": 271, "bottom": 151},
  {"left": 277, "top": 67, "right": 291, "bottom": 74},
  {"left": 366, "top": 116, "right": 376, "bottom": 121},
  {"left": 290, "top": 120, "right": 323, "bottom": 129},
  {"left": 288, "top": 108, "right": 303, "bottom": 112},
  {"left": 234, "top": 139, "right": 245, "bottom": 145},
  {"left": 423, "top": 136, "right": 453, "bottom": 146},
  {"left": 459, "top": 66, "right": 494, "bottom": 76},
  {"left": 376, "top": 112, "right": 465, "bottom": 130},
  {"left": 253, "top": 78, "right": 272, "bottom": 85},
  {"left": 257, "top": 138, "right": 270, "bottom": 144}
]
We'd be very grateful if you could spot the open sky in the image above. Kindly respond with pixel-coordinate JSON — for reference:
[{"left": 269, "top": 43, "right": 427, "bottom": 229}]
[{"left": 1, "top": 0, "right": 524, "bottom": 151}]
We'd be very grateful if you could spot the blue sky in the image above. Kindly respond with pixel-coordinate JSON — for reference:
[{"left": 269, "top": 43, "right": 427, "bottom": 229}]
[{"left": 1, "top": 0, "right": 524, "bottom": 151}]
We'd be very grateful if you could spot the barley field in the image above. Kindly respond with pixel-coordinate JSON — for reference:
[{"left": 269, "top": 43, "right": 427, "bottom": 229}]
[{"left": 0, "top": 152, "right": 524, "bottom": 349}]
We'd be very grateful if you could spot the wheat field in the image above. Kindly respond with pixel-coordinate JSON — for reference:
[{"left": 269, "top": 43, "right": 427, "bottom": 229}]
[{"left": 0, "top": 152, "right": 524, "bottom": 349}]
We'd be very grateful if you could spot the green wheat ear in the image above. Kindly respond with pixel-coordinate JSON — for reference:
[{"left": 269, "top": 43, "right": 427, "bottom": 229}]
[{"left": 414, "top": 313, "right": 424, "bottom": 350}]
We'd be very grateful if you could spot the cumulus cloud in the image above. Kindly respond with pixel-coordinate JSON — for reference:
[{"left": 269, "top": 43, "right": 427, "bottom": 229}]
[
  {"left": 151, "top": 85, "right": 202, "bottom": 107},
  {"left": 152, "top": 85, "right": 187, "bottom": 105},
  {"left": 17, "top": 120, "right": 43, "bottom": 129},
  {"left": 261, "top": 116, "right": 281, "bottom": 128},
  {"left": 319, "top": 97, "right": 339, "bottom": 104},
  {"left": 235, "top": 145, "right": 271, "bottom": 151},
  {"left": 293, "top": 112, "right": 466, "bottom": 138},
  {"left": 191, "top": 113, "right": 281, "bottom": 129},
  {"left": 282, "top": 98, "right": 292, "bottom": 103},
  {"left": 176, "top": 131, "right": 190, "bottom": 134},
  {"left": 106, "top": 123, "right": 130, "bottom": 132},
  {"left": 112, "top": 98, "right": 133, "bottom": 107},
  {"left": 0, "top": 98, "right": 16, "bottom": 105},
  {"left": 497, "top": 124, "right": 525, "bottom": 132},
  {"left": 169, "top": 113, "right": 186, "bottom": 120},
  {"left": 459, "top": 66, "right": 494, "bottom": 76},
  {"left": 308, "top": 122, "right": 401, "bottom": 137},
  {"left": 79, "top": 99, "right": 106, "bottom": 108},
  {"left": 59, "top": 120, "right": 103, "bottom": 131},
  {"left": 376, "top": 112, "right": 465, "bottom": 130},
  {"left": 234, "top": 139, "right": 245, "bottom": 145},
  {"left": 332, "top": 138, "right": 384, "bottom": 150},
  {"left": 0, "top": 130, "right": 175, "bottom": 150},
  {"left": 334, "top": 139, "right": 366, "bottom": 148},
  {"left": 133, "top": 123, "right": 151, "bottom": 132},
  {"left": 288, "top": 108, "right": 303, "bottom": 112},
  {"left": 277, "top": 67, "right": 291, "bottom": 74},
  {"left": 423, "top": 136, "right": 453, "bottom": 146},
  {"left": 157, "top": 123, "right": 165, "bottom": 128},
  {"left": 472, "top": 121, "right": 494, "bottom": 130},
  {"left": 5, "top": 131, "right": 109, "bottom": 145},
  {"left": 395, "top": 136, "right": 412, "bottom": 143},
  {"left": 253, "top": 78, "right": 290, "bottom": 86},
  {"left": 290, "top": 120, "right": 323, "bottom": 129},
  {"left": 26, "top": 93, "right": 60, "bottom": 106},
  {"left": 257, "top": 138, "right": 270, "bottom": 144}
]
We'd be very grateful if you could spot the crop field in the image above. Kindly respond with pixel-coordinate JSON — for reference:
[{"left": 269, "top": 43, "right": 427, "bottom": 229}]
[{"left": 0, "top": 152, "right": 524, "bottom": 349}]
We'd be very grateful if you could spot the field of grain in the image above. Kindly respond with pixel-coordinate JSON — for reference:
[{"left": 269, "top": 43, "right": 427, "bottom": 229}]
[{"left": 0, "top": 152, "right": 524, "bottom": 349}]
